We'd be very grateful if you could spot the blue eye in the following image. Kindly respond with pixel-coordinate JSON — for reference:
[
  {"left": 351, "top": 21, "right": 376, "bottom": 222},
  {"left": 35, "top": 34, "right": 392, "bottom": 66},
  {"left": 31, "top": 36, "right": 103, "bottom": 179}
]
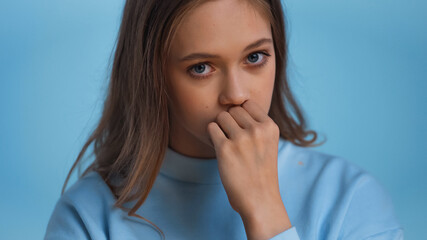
[
  {"left": 247, "top": 53, "right": 261, "bottom": 63},
  {"left": 193, "top": 64, "right": 210, "bottom": 74},
  {"left": 194, "top": 64, "right": 205, "bottom": 73},
  {"left": 187, "top": 51, "right": 271, "bottom": 80}
]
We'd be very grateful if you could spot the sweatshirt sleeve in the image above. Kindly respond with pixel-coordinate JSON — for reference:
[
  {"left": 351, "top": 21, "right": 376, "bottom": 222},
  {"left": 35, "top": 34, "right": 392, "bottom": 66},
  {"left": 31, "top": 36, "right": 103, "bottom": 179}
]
[
  {"left": 338, "top": 174, "right": 404, "bottom": 240},
  {"left": 269, "top": 226, "right": 300, "bottom": 240},
  {"left": 44, "top": 196, "right": 91, "bottom": 240}
]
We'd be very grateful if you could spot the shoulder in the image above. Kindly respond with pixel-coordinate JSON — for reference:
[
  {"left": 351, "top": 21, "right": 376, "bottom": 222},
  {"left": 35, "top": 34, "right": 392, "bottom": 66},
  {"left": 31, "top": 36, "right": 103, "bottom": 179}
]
[
  {"left": 44, "top": 171, "right": 116, "bottom": 240},
  {"left": 278, "top": 138, "right": 393, "bottom": 206},
  {"left": 61, "top": 171, "right": 116, "bottom": 208},
  {"left": 277, "top": 138, "right": 403, "bottom": 239},
  {"left": 58, "top": 171, "right": 118, "bottom": 224},
  {"left": 278, "top": 138, "right": 373, "bottom": 187}
]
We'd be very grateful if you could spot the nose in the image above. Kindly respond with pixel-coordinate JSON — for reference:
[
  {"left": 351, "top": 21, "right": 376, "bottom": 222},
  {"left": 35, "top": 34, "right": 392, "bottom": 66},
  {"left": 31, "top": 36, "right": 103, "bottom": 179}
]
[{"left": 218, "top": 69, "right": 249, "bottom": 108}]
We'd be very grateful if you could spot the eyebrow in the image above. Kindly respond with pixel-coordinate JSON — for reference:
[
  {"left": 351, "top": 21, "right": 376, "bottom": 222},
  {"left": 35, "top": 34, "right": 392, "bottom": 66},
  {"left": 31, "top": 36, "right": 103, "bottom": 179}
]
[{"left": 179, "top": 38, "right": 273, "bottom": 62}]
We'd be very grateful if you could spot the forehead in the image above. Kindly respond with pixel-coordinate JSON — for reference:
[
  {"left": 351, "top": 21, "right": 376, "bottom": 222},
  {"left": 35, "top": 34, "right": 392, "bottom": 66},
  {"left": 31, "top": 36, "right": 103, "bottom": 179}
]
[{"left": 170, "top": 0, "right": 272, "bottom": 59}]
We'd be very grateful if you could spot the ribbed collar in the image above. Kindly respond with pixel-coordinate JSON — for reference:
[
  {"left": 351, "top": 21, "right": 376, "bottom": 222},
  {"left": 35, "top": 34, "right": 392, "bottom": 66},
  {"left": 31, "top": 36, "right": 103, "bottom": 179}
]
[{"left": 159, "top": 138, "right": 288, "bottom": 185}]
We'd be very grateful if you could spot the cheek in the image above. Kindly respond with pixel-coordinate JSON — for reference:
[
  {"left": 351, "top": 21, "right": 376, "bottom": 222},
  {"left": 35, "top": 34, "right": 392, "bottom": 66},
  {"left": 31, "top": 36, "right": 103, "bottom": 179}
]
[
  {"left": 176, "top": 95, "right": 216, "bottom": 138},
  {"left": 264, "top": 57, "right": 276, "bottom": 91},
  {"left": 253, "top": 56, "right": 276, "bottom": 88},
  {"left": 169, "top": 81, "right": 215, "bottom": 128},
  {"left": 178, "top": 93, "right": 205, "bottom": 117},
  {"left": 251, "top": 58, "right": 276, "bottom": 111},
  {"left": 167, "top": 65, "right": 219, "bottom": 128},
  {"left": 267, "top": 57, "right": 276, "bottom": 88}
]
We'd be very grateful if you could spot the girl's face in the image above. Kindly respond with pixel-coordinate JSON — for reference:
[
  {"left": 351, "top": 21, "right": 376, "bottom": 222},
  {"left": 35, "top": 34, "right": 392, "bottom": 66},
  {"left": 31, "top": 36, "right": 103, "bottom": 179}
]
[{"left": 166, "top": 0, "right": 276, "bottom": 158}]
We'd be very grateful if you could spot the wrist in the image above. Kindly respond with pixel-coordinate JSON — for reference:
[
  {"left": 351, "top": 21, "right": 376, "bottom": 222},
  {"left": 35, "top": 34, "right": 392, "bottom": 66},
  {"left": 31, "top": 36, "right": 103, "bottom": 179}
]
[{"left": 240, "top": 200, "right": 292, "bottom": 240}]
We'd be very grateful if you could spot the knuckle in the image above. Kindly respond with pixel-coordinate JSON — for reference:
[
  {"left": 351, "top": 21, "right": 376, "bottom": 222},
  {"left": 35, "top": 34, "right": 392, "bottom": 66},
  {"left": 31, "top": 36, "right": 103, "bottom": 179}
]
[
  {"left": 235, "top": 132, "right": 249, "bottom": 143},
  {"left": 268, "top": 120, "right": 280, "bottom": 134},
  {"left": 251, "top": 125, "right": 264, "bottom": 139}
]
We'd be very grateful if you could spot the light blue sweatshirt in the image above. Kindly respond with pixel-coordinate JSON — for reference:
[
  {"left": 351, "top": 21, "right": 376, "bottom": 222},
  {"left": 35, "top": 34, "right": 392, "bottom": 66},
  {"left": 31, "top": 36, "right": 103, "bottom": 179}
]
[{"left": 44, "top": 137, "right": 404, "bottom": 239}]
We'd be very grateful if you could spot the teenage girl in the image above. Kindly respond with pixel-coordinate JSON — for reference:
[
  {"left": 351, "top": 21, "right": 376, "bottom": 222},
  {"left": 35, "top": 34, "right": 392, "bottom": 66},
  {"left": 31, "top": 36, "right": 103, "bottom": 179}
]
[{"left": 45, "top": 0, "right": 403, "bottom": 239}]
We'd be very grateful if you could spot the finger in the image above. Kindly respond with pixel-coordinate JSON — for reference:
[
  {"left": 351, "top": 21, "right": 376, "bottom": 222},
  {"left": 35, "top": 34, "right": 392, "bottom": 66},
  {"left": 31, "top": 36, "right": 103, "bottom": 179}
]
[
  {"left": 216, "top": 111, "right": 242, "bottom": 139},
  {"left": 207, "top": 122, "right": 228, "bottom": 148},
  {"left": 228, "top": 106, "right": 257, "bottom": 129},
  {"left": 242, "top": 99, "right": 269, "bottom": 123}
]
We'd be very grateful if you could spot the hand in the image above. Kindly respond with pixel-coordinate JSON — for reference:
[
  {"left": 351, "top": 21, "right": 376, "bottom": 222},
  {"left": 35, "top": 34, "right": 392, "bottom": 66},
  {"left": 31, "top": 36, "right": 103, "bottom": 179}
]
[{"left": 207, "top": 99, "right": 292, "bottom": 239}]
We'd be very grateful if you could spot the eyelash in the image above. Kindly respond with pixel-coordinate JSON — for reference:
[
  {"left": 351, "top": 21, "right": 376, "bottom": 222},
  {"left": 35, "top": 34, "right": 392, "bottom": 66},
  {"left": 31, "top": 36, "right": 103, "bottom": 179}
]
[{"left": 186, "top": 51, "right": 272, "bottom": 80}]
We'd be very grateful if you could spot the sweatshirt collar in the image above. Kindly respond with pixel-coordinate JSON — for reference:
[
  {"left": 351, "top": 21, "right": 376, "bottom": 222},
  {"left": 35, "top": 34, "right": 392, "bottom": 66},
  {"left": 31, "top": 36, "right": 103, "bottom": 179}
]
[
  {"left": 159, "top": 146, "right": 222, "bottom": 184},
  {"left": 159, "top": 138, "right": 288, "bottom": 185}
]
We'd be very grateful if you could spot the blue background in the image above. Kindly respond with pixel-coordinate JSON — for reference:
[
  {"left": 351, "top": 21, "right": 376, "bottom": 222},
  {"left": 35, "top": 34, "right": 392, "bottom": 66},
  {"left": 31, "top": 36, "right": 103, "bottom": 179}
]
[{"left": 0, "top": 0, "right": 425, "bottom": 239}]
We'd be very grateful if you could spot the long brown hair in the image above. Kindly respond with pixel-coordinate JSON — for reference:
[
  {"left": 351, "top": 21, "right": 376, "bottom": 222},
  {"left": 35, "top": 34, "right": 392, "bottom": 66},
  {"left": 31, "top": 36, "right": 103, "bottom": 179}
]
[{"left": 62, "top": 0, "right": 324, "bottom": 238}]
